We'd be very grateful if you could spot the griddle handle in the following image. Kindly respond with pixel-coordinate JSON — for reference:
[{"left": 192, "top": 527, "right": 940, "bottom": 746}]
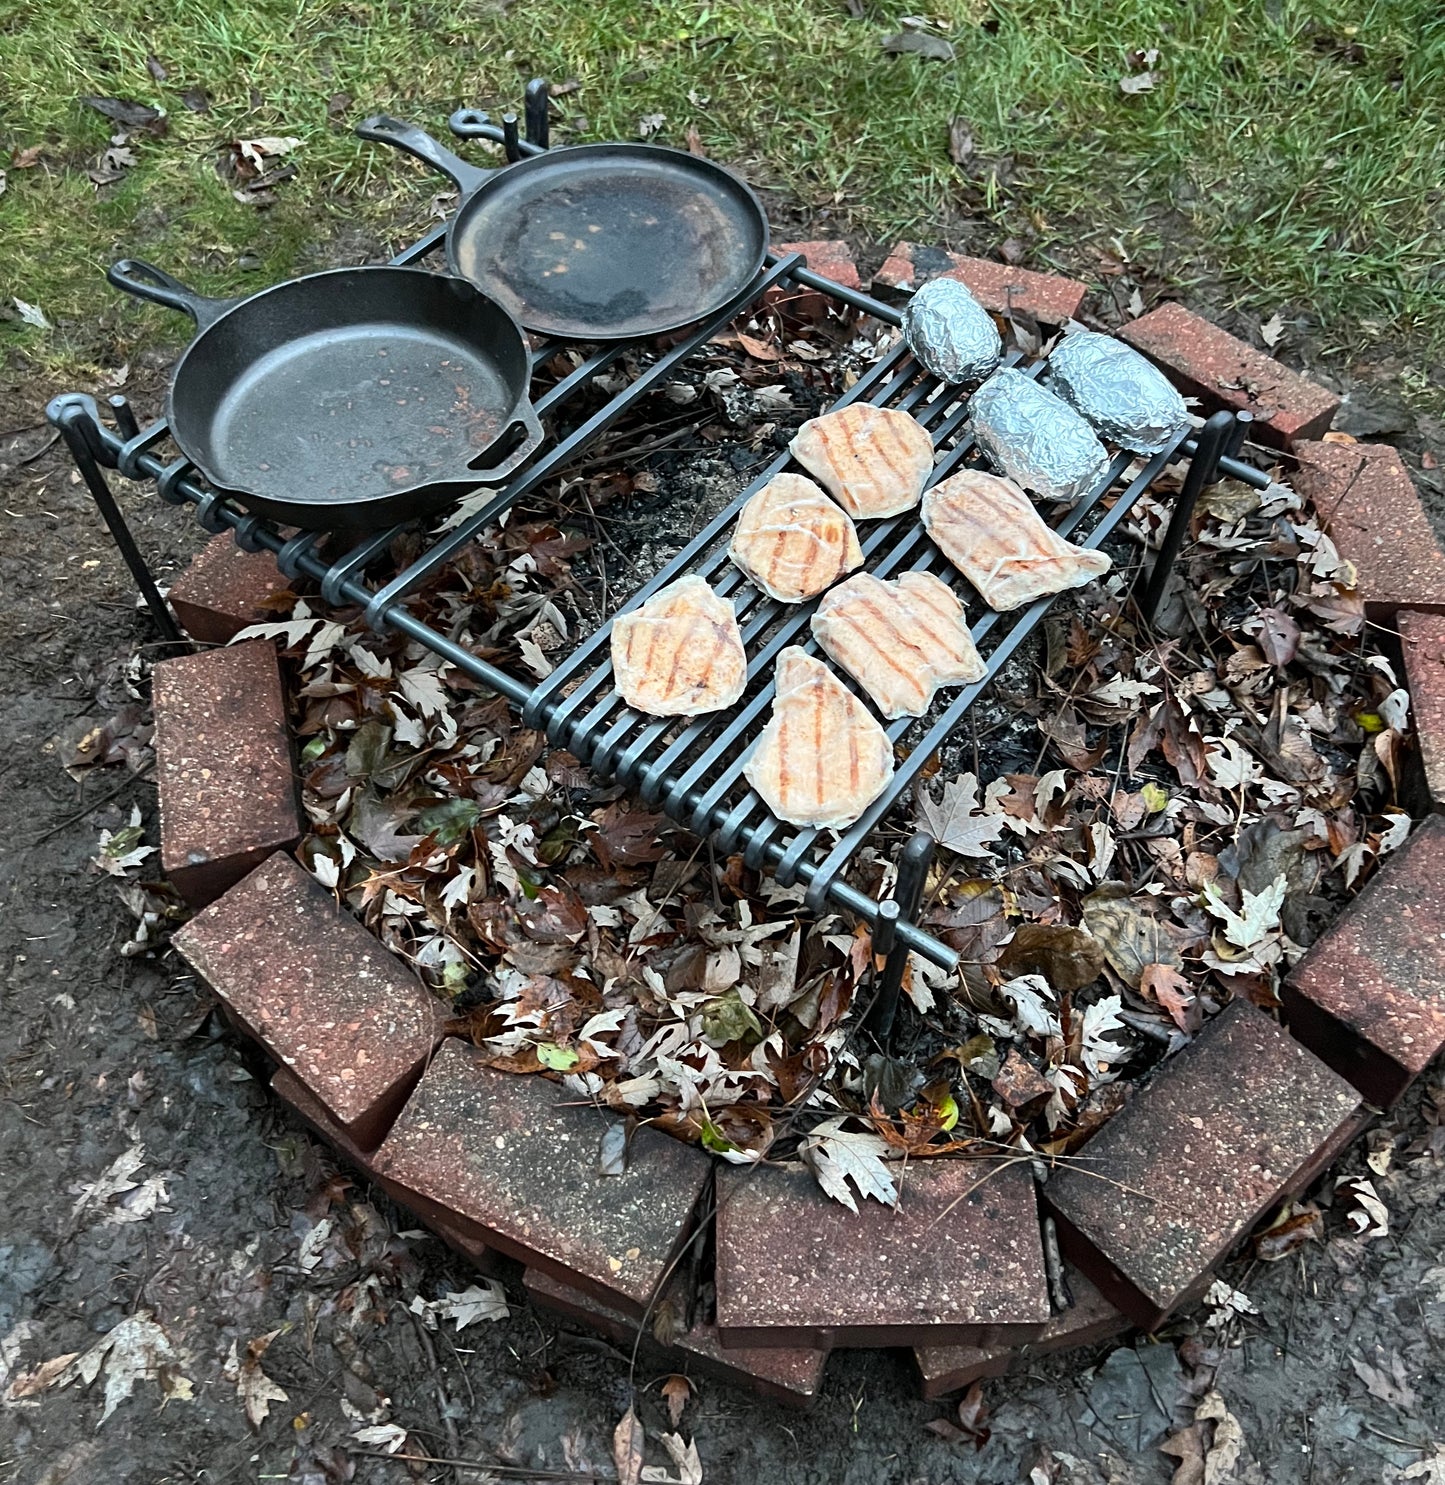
[
  {"left": 355, "top": 114, "right": 496, "bottom": 194},
  {"left": 107, "top": 259, "right": 233, "bottom": 333},
  {"left": 524, "top": 79, "right": 550, "bottom": 150}
]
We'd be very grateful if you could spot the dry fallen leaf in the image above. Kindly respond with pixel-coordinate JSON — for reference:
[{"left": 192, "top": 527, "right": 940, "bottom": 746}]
[
  {"left": 800, "top": 1116, "right": 898, "bottom": 1212},
  {"left": 917, "top": 773, "right": 1008, "bottom": 859},
  {"left": 52, "top": 1311, "right": 193, "bottom": 1423},
  {"left": 1119, "top": 70, "right": 1160, "bottom": 94},
  {"left": 1351, "top": 1349, "right": 1418, "bottom": 1413},
  {"left": 1260, "top": 311, "right": 1285, "bottom": 349},
  {"left": 662, "top": 1373, "right": 692, "bottom": 1428},
  {"left": 224, "top": 1330, "right": 289, "bottom": 1429}
]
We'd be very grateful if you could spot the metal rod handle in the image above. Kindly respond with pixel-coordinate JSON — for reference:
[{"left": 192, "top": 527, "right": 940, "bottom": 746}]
[
  {"left": 524, "top": 78, "right": 550, "bottom": 150},
  {"left": 867, "top": 833, "right": 936, "bottom": 1042}
]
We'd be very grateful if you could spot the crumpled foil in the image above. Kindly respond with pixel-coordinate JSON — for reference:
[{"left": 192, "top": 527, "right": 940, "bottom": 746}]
[
  {"left": 1042, "top": 330, "right": 1191, "bottom": 453},
  {"left": 968, "top": 367, "right": 1112, "bottom": 502},
  {"left": 902, "top": 277, "right": 1002, "bottom": 385}
]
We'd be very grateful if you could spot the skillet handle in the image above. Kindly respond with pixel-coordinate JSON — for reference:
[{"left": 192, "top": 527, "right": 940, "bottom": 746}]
[
  {"left": 355, "top": 114, "right": 496, "bottom": 193},
  {"left": 107, "top": 259, "right": 234, "bottom": 333},
  {"left": 464, "top": 401, "right": 544, "bottom": 483}
]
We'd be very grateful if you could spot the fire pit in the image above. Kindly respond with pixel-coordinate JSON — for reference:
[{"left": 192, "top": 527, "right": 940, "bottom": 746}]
[{"left": 51, "top": 88, "right": 1444, "bottom": 1407}]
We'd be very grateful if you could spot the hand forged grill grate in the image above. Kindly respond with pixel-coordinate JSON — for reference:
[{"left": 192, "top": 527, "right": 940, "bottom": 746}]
[{"left": 48, "top": 109, "right": 1269, "bottom": 976}]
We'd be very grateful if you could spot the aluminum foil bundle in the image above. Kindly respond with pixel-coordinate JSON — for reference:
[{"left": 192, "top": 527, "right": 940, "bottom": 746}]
[
  {"left": 968, "top": 367, "right": 1111, "bottom": 502},
  {"left": 1042, "top": 330, "right": 1190, "bottom": 453},
  {"left": 902, "top": 277, "right": 1002, "bottom": 385}
]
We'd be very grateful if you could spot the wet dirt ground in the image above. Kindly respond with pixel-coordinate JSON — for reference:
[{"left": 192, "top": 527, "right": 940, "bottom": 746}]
[{"left": 2, "top": 329, "right": 1443, "bottom": 1485}]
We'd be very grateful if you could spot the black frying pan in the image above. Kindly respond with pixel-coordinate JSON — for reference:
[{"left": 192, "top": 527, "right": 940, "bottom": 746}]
[
  {"left": 106, "top": 260, "right": 543, "bottom": 531},
  {"left": 355, "top": 114, "right": 770, "bottom": 342}
]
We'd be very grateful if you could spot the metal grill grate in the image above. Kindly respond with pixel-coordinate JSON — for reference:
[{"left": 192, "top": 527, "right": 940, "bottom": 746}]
[{"left": 48, "top": 104, "right": 1272, "bottom": 976}]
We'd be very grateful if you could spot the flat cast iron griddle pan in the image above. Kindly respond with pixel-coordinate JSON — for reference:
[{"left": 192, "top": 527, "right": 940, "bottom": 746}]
[
  {"left": 106, "top": 260, "right": 543, "bottom": 530},
  {"left": 355, "top": 113, "right": 770, "bottom": 342}
]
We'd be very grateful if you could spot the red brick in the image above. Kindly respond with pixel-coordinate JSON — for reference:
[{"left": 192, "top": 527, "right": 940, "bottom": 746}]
[
  {"left": 1292, "top": 441, "right": 1445, "bottom": 617},
  {"left": 271, "top": 1065, "right": 500, "bottom": 1272},
  {"left": 714, "top": 1160, "right": 1048, "bottom": 1350},
  {"left": 1044, "top": 1000, "right": 1361, "bottom": 1330},
  {"left": 153, "top": 638, "right": 300, "bottom": 905},
  {"left": 523, "top": 1269, "right": 828, "bottom": 1409},
  {"left": 777, "top": 239, "right": 861, "bottom": 291},
  {"left": 1284, "top": 815, "right": 1445, "bottom": 1106},
  {"left": 174, "top": 852, "right": 446, "bottom": 1148},
  {"left": 371, "top": 1041, "right": 710, "bottom": 1316},
  {"left": 764, "top": 239, "right": 862, "bottom": 322},
  {"left": 914, "top": 1264, "right": 1129, "bottom": 1399},
  {"left": 1399, "top": 609, "right": 1445, "bottom": 807},
  {"left": 1119, "top": 302, "right": 1338, "bottom": 447},
  {"left": 169, "top": 533, "right": 295, "bottom": 645},
  {"left": 872, "top": 241, "right": 1087, "bottom": 325}
]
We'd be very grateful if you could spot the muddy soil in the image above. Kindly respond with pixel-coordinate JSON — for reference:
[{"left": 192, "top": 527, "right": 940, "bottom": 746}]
[{"left": 2, "top": 323, "right": 1443, "bottom": 1485}]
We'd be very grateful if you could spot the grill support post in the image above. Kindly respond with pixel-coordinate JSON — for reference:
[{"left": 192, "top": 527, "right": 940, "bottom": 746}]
[
  {"left": 49, "top": 395, "right": 186, "bottom": 646},
  {"left": 1137, "top": 409, "right": 1238, "bottom": 625},
  {"left": 867, "top": 832, "right": 936, "bottom": 1044}
]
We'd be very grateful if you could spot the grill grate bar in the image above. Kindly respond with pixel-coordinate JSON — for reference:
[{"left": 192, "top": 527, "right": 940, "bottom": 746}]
[{"left": 358, "top": 253, "right": 808, "bottom": 626}]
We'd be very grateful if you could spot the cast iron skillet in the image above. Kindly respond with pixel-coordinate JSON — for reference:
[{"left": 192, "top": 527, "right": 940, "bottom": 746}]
[
  {"left": 106, "top": 260, "right": 544, "bottom": 531},
  {"left": 355, "top": 113, "right": 770, "bottom": 342}
]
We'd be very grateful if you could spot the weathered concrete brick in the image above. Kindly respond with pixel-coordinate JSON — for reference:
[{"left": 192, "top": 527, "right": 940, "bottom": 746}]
[
  {"left": 1044, "top": 1000, "right": 1362, "bottom": 1330},
  {"left": 1399, "top": 609, "right": 1445, "bottom": 808},
  {"left": 872, "top": 241, "right": 1087, "bottom": 324},
  {"left": 524, "top": 1269, "right": 828, "bottom": 1409},
  {"left": 1284, "top": 815, "right": 1445, "bottom": 1106},
  {"left": 714, "top": 1160, "right": 1048, "bottom": 1350},
  {"left": 169, "top": 533, "right": 295, "bottom": 645},
  {"left": 914, "top": 1264, "right": 1129, "bottom": 1399},
  {"left": 153, "top": 637, "right": 300, "bottom": 905},
  {"left": 1292, "top": 441, "right": 1445, "bottom": 617},
  {"left": 1119, "top": 302, "right": 1339, "bottom": 446},
  {"left": 175, "top": 852, "right": 446, "bottom": 1148},
  {"left": 371, "top": 1041, "right": 711, "bottom": 1316}
]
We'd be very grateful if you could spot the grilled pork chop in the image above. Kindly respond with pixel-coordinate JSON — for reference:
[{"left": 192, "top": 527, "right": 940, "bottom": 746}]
[
  {"left": 743, "top": 648, "right": 895, "bottom": 828},
  {"left": 922, "top": 469, "right": 1111, "bottom": 612},
  {"left": 789, "top": 404, "right": 934, "bottom": 519},
  {"left": 811, "top": 570, "right": 985, "bottom": 719},
  {"left": 728, "top": 473, "right": 864, "bottom": 602},
  {"left": 611, "top": 574, "right": 747, "bottom": 717}
]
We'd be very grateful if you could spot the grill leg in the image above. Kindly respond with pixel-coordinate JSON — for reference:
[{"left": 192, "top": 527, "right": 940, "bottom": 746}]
[
  {"left": 1137, "top": 409, "right": 1237, "bottom": 626},
  {"left": 524, "top": 78, "right": 550, "bottom": 150},
  {"left": 867, "top": 832, "right": 935, "bottom": 1043},
  {"left": 49, "top": 397, "right": 186, "bottom": 646}
]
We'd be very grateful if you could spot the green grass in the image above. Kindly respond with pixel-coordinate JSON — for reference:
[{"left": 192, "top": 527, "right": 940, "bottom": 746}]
[{"left": 3, "top": 0, "right": 1444, "bottom": 381}]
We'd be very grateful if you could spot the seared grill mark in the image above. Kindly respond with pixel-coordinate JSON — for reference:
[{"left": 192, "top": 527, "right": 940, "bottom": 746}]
[
  {"left": 611, "top": 575, "right": 746, "bottom": 716},
  {"left": 923, "top": 470, "right": 1111, "bottom": 612},
  {"left": 744, "top": 648, "right": 894, "bottom": 828}
]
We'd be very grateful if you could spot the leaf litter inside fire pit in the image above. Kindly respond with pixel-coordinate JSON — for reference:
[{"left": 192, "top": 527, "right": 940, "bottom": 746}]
[{"left": 239, "top": 300, "right": 1408, "bottom": 1207}]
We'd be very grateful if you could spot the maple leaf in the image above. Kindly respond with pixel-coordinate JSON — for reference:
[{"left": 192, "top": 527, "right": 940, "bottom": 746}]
[
  {"left": 1080, "top": 995, "right": 1127, "bottom": 1074},
  {"left": 53, "top": 1311, "right": 192, "bottom": 1423},
  {"left": 1202, "top": 874, "right": 1285, "bottom": 950},
  {"left": 1203, "top": 736, "right": 1262, "bottom": 790},
  {"left": 800, "top": 1117, "right": 898, "bottom": 1213},
  {"left": 917, "top": 773, "right": 1007, "bottom": 858},
  {"left": 411, "top": 1280, "right": 509, "bottom": 1330},
  {"left": 1351, "top": 1350, "right": 1418, "bottom": 1413},
  {"left": 223, "top": 1330, "right": 289, "bottom": 1429},
  {"left": 642, "top": 1433, "right": 704, "bottom": 1484}
]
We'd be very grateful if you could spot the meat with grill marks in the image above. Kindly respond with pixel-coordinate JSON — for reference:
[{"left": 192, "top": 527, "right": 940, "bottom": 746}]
[
  {"left": 811, "top": 570, "right": 985, "bottom": 719},
  {"left": 789, "top": 403, "right": 934, "bottom": 520},
  {"left": 728, "top": 472, "right": 863, "bottom": 602},
  {"left": 922, "top": 468, "right": 1112, "bottom": 612},
  {"left": 610, "top": 574, "right": 747, "bottom": 717},
  {"left": 743, "top": 647, "right": 895, "bottom": 829}
]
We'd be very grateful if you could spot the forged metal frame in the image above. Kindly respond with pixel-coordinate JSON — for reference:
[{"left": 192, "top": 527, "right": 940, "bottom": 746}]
[{"left": 47, "top": 112, "right": 1269, "bottom": 995}]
